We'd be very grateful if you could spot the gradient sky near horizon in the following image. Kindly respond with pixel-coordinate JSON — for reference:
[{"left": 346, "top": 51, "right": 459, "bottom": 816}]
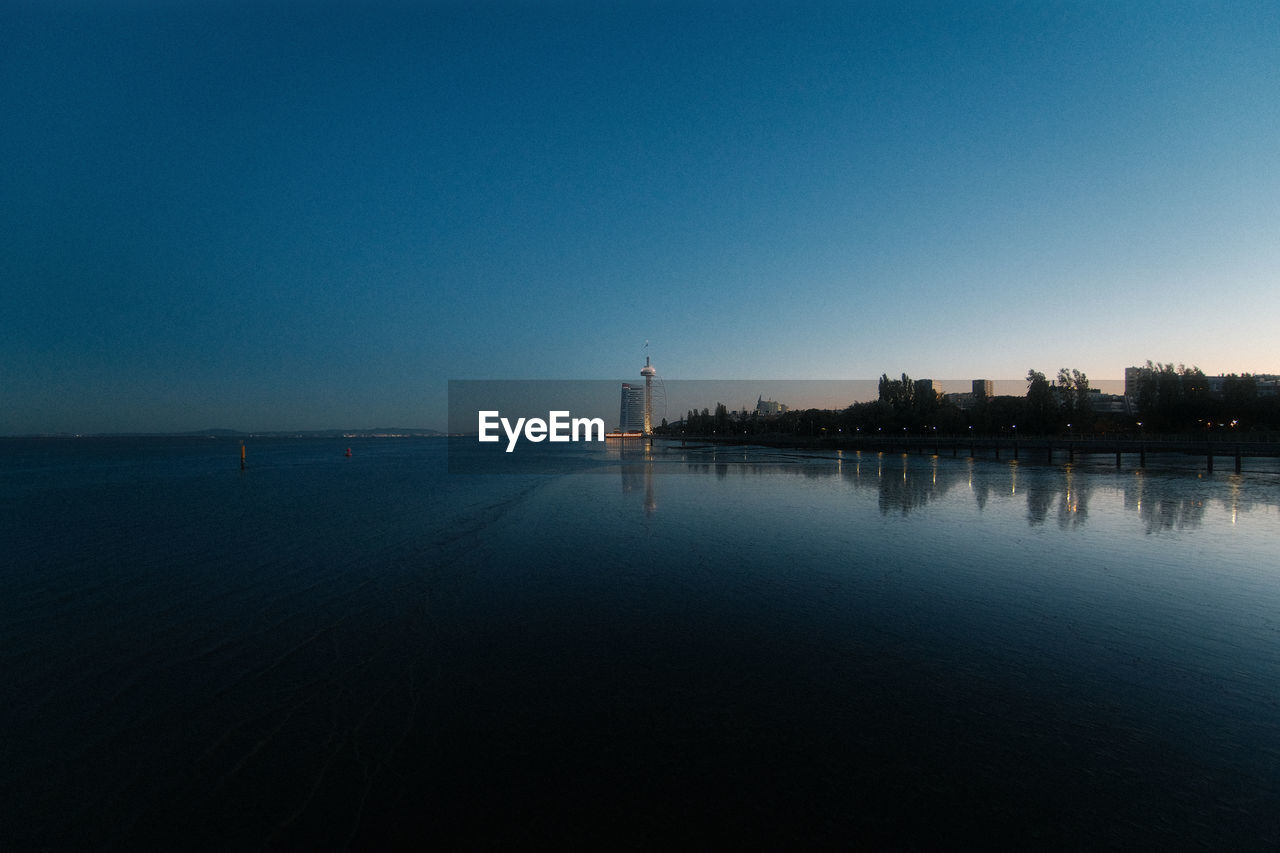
[{"left": 4, "top": 1, "right": 1277, "bottom": 433}]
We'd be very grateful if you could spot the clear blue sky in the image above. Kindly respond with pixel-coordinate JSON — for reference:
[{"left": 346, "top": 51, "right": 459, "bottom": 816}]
[{"left": 4, "top": 1, "right": 1276, "bottom": 433}]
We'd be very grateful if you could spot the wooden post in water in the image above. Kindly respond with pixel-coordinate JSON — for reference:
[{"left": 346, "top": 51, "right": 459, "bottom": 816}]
[
  {"left": 1206, "top": 449, "right": 1214, "bottom": 473},
  {"left": 1115, "top": 444, "right": 1122, "bottom": 469},
  {"left": 240, "top": 442, "right": 246, "bottom": 471}
]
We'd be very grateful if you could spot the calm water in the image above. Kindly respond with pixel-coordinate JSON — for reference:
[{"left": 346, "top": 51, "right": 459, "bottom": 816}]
[{"left": 3, "top": 436, "right": 1280, "bottom": 848}]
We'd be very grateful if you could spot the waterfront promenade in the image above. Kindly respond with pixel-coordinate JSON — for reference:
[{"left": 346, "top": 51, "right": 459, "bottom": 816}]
[{"left": 676, "top": 433, "right": 1280, "bottom": 473}]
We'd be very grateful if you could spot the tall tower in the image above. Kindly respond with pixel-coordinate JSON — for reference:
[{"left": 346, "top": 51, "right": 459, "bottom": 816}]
[{"left": 641, "top": 356, "right": 656, "bottom": 435}]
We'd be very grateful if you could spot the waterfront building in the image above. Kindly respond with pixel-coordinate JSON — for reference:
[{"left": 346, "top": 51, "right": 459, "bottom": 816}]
[
  {"left": 1087, "top": 389, "right": 1131, "bottom": 414},
  {"left": 619, "top": 383, "right": 646, "bottom": 432},
  {"left": 1127, "top": 366, "right": 1280, "bottom": 401},
  {"left": 755, "top": 396, "right": 788, "bottom": 416},
  {"left": 1207, "top": 374, "right": 1280, "bottom": 398}
]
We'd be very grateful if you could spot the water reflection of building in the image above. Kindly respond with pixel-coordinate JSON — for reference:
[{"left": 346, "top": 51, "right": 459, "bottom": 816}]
[
  {"left": 614, "top": 439, "right": 656, "bottom": 514},
  {"left": 651, "top": 443, "right": 1274, "bottom": 530},
  {"left": 1020, "top": 465, "right": 1091, "bottom": 528},
  {"left": 1122, "top": 471, "right": 1206, "bottom": 533},
  {"left": 620, "top": 462, "right": 656, "bottom": 514}
]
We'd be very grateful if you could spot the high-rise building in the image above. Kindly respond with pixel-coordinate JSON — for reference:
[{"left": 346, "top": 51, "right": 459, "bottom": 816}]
[
  {"left": 972, "top": 379, "right": 993, "bottom": 398},
  {"left": 619, "top": 383, "right": 645, "bottom": 432}
]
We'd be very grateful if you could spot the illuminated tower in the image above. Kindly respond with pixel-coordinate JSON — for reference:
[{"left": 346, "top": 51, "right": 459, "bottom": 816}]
[{"left": 641, "top": 356, "right": 656, "bottom": 435}]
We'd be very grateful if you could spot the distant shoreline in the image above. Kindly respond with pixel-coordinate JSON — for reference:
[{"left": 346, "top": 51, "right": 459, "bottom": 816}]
[{"left": 0, "top": 429, "right": 449, "bottom": 440}]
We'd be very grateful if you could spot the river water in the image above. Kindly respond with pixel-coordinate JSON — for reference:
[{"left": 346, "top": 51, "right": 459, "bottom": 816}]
[{"left": 3, "top": 436, "right": 1279, "bottom": 847}]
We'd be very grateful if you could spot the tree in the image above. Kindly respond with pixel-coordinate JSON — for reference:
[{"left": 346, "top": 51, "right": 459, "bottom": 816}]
[
  {"left": 1055, "top": 368, "right": 1091, "bottom": 430},
  {"left": 877, "top": 373, "right": 898, "bottom": 408},
  {"left": 1025, "top": 369, "right": 1056, "bottom": 433},
  {"left": 1055, "top": 368, "right": 1075, "bottom": 421},
  {"left": 877, "top": 372, "right": 916, "bottom": 423},
  {"left": 1222, "top": 373, "right": 1258, "bottom": 409},
  {"left": 1136, "top": 361, "right": 1208, "bottom": 430}
]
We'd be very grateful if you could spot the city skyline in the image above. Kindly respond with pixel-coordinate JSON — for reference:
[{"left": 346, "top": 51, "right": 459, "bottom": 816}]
[{"left": 4, "top": 1, "right": 1277, "bottom": 435}]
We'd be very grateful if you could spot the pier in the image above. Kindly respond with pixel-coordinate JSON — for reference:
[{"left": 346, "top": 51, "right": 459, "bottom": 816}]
[{"left": 680, "top": 434, "right": 1280, "bottom": 473}]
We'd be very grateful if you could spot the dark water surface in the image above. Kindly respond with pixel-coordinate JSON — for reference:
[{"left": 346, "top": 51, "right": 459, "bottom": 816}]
[{"left": 3, "top": 436, "right": 1280, "bottom": 848}]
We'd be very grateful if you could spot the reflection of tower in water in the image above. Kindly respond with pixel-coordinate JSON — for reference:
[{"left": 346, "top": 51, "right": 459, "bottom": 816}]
[{"left": 618, "top": 441, "right": 657, "bottom": 514}]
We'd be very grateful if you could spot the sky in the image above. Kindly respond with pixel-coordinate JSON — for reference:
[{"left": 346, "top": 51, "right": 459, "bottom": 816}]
[{"left": 3, "top": 0, "right": 1277, "bottom": 434}]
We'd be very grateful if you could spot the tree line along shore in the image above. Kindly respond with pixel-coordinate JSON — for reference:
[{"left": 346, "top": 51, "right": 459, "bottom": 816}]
[{"left": 658, "top": 364, "right": 1280, "bottom": 441}]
